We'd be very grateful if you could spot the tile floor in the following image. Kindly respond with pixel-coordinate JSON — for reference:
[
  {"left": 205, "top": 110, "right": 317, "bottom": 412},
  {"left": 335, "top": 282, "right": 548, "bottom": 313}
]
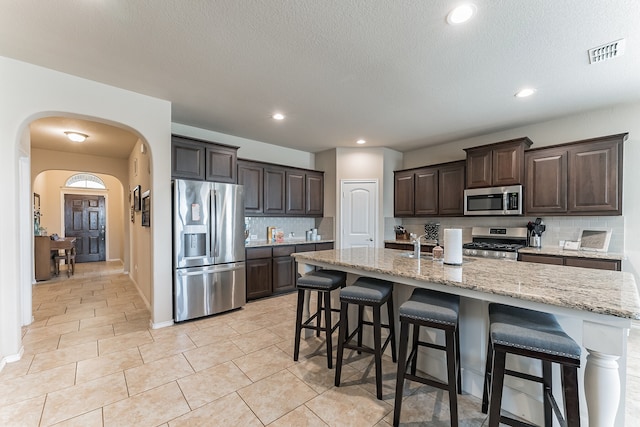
[{"left": 1, "top": 261, "right": 638, "bottom": 426}]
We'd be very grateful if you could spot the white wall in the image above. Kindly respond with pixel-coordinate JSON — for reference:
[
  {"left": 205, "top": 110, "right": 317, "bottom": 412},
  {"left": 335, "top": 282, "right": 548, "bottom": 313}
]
[
  {"left": 0, "top": 56, "right": 172, "bottom": 365},
  {"left": 171, "top": 123, "right": 315, "bottom": 169},
  {"left": 403, "top": 102, "right": 640, "bottom": 282}
]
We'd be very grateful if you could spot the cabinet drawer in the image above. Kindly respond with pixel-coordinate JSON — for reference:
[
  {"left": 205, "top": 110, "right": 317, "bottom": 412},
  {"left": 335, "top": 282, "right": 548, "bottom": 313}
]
[
  {"left": 246, "top": 247, "right": 272, "bottom": 259},
  {"left": 273, "top": 245, "right": 296, "bottom": 257},
  {"left": 565, "top": 257, "right": 621, "bottom": 271},
  {"left": 315, "top": 242, "right": 334, "bottom": 251},
  {"left": 295, "top": 244, "right": 316, "bottom": 253},
  {"left": 518, "top": 254, "right": 564, "bottom": 265}
]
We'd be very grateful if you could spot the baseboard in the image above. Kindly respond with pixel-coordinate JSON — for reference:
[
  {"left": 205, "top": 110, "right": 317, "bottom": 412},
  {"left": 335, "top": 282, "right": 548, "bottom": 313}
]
[
  {"left": 1, "top": 346, "right": 25, "bottom": 372},
  {"left": 150, "top": 319, "right": 174, "bottom": 329}
]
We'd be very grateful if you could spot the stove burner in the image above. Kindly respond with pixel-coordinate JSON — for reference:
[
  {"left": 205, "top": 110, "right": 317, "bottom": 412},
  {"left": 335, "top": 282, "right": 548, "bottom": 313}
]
[{"left": 462, "top": 242, "right": 524, "bottom": 252}]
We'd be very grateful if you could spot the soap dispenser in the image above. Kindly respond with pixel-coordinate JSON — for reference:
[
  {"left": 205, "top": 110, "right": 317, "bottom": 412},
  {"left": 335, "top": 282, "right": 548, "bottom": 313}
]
[{"left": 432, "top": 240, "right": 444, "bottom": 262}]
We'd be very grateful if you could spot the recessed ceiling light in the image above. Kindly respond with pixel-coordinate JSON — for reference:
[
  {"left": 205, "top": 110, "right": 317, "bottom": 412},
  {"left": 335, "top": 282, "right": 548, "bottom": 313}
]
[
  {"left": 64, "top": 131, "right": 88, "bottom": 142},
  {"left": 515, "top": 88, "right": 536, "bottom": 98},
  {"left": 446, "top": 4, "right": 477, "bottom": 25},
  {"left": 356, "top": 139, "right": 366, "bottom": 145},
  {"left": 272, "top": 113, "right": 285, "bottom": 120}
]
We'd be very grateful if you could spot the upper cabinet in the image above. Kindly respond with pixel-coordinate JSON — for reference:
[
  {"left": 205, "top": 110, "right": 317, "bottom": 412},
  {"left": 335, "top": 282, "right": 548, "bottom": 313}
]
[
  {"left": 394, "top": 161, "right": 465, "bottom": 217},
  {"left": 465, "top": 138, "right": 532, "bottom": 188},
  {"left": 171, "top": 135, "right": 238, "bottom": 183},
  {"left": 238, "top": 159, "right": 324, "bottom": 217},
  {"left": 525, "top": 133, "right": 626, "bottom": 215}
]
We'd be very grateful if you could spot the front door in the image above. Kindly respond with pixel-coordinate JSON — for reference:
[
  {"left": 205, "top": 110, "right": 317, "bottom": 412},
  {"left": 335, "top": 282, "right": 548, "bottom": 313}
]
[
  {"left": 341, "top": 180, "right": 378, "bottom": 249},
  {"left": 64, "top": 194, "right": 106, "bottom": 262}
]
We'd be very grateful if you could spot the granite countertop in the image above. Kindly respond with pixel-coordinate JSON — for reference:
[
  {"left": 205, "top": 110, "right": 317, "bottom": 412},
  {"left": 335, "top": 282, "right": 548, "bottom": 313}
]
[
  {"left": 246, "top": 239, "right": 334, "bottom": 248},
  {"left": 518, "top": 246, "right": 625, "bottom": 261},
  {"left": 292, "top": 248, "right": 640, "bottom": 320}
]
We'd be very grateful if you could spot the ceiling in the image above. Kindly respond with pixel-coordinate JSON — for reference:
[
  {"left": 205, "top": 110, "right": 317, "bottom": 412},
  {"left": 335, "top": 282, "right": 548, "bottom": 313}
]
[{"left": 3, "top": 0, "right": 640, "bottom": 155}]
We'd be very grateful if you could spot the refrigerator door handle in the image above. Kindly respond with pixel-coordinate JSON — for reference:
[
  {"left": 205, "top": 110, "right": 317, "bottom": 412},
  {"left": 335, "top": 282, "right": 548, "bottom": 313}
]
[{"left": 212, "top": 188, "right": 220, "bottom": 258}]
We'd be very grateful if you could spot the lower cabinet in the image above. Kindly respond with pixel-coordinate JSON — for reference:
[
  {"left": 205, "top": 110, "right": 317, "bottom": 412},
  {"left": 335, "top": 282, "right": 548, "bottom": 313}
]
[
  {"left": 518, "top": 253, "right": 621, "bottom": 271},
  {"left": 384, "top": 242, "right": 434, "bottom": 253},
  {"left": 246, "top": 242, "right": 334, "bottom": 300}
]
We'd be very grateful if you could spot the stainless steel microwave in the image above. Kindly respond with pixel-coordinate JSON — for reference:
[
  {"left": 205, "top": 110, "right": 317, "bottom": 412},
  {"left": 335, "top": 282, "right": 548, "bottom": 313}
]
[{"left": 464, "top": 185, "right": 523, "bottom": 215}]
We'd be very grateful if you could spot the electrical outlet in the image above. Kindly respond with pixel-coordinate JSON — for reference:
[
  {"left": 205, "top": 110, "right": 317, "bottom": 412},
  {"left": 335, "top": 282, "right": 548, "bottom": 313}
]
[{"left": 250, "top": 234, "right": 257, "bottom": 240}]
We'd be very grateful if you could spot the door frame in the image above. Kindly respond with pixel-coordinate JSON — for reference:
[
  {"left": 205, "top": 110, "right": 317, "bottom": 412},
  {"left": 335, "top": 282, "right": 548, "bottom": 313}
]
[
  {"left": 61, "top": 188, "right": 109, "bottom": 261},
  {"left": 339, "top": 179, "right": 379, "bottom": 249}
]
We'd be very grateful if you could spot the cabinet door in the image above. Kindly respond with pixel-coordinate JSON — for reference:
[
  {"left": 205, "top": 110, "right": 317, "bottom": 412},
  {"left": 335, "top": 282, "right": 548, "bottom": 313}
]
[
  {"left": 568, "top": 138, "right": 622, "bottom": 214},
  {"left": 238, "top": 161, "right": 263, "bottom": 214},
  {"left": 305, "top": 171, "right": 324, "bottom": 216},
  {"left": 205, "top": 145, "right": 237, "bottom": 183},
  {"left": 438, "top": 162, "right": 465, "bottom": 216},
  {"left": 273, "top": 256, "right": 295, "bottom": 293},
  {"left": 394, "top": 170, "right": 415, "bottom": 217},
  {"left": 465, "top": 148, "right": 492, "bottom": 188},
  {"left": 264, "top": 166, "right": 286, "bottom": 215},
  {"left": 246, "top": 258, "right": 272, "bottom": 300},
  {"left": 525, "top": 148, "right": 568, "bottom": 214},
  {"left": 286, "top": 170, "right": 306, "bottom": 215},
  {"left": 171, "top": 138, "right": 205, "bottom": 180},
  {"left": 492, "top": 143, "right": 523, "bottom": 186},
  {"left": 414, "top": 167, "right": 438, "bottom": 216}
]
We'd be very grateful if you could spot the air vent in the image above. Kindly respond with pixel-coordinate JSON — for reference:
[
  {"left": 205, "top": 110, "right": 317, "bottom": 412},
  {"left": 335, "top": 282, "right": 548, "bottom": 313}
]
[{"left": 588, "top": 39, "right": 625, "bottom": 64}]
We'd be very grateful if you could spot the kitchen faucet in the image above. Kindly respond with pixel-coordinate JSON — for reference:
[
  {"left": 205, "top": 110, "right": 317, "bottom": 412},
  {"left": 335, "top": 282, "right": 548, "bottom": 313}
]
[{"left": 411, "top": 233, "right": 428, "bottom": 258}]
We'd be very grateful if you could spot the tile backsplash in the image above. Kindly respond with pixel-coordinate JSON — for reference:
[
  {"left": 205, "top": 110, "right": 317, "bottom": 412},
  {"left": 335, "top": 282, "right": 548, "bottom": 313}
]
[
  {"left": 397, "top": 215, "right": 625, "bottom": 253},
  {"left": 246, "top": 217, "right": 334, "bottom": 242}
]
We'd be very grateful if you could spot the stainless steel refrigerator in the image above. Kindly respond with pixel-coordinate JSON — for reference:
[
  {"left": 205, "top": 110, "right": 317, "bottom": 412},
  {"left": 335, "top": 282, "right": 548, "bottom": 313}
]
[{"left": 173, "top": 179, "right": 246, "bottom": 322}]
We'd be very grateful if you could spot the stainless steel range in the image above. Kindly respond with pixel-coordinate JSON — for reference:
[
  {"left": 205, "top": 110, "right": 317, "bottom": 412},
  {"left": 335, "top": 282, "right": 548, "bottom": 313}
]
[{"left": 463, "top": 226, "right": 527, "bottom": 260}]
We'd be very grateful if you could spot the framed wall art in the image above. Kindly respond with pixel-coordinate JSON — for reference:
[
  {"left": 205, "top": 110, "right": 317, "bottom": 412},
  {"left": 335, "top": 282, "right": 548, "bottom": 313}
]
[
  {"left": 133, "top": 185, "right": 141, "bottom": 211},
  {"left": 141, "top": 190, "right": 150, "bottom": 227}
]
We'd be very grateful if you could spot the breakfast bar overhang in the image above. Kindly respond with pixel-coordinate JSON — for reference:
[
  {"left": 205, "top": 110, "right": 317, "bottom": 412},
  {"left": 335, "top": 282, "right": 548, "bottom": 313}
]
[{"left": 293, "top": 248, "right": 640, "bottom": 427}]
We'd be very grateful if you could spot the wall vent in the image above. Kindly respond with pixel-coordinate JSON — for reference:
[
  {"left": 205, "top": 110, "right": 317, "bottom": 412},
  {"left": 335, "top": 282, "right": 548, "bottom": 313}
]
[{"left": 588, "top": 39, "right": 625, "bottom": 64}]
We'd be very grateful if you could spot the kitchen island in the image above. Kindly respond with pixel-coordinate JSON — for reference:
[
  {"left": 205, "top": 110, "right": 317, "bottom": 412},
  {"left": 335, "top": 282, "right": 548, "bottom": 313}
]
[{"left": 292, "top": 248, "right": 640, "bottom": 427}]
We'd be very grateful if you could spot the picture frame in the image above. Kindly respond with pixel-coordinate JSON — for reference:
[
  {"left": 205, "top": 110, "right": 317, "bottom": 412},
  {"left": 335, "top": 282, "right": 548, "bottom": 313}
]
[
  {"left": 578, "top": 228, "right": 612, "bottom": 252},
  {"left": 133, "top": 185, "right": 141, "bottom": 211},
  {"left": 141, "top": 190, "right": 151, "bottom": 227}
]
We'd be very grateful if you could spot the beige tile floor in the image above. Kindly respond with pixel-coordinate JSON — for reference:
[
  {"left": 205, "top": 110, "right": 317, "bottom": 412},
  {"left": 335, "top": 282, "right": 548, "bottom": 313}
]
[{"left": 1, "top": 261, "right": 638, "bottom": 426}]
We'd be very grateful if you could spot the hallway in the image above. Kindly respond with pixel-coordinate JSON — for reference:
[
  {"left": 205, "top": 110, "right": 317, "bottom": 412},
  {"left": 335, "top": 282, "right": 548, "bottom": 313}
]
[{"left": 0, "top": 262, "right": 638, "bottom": 426}]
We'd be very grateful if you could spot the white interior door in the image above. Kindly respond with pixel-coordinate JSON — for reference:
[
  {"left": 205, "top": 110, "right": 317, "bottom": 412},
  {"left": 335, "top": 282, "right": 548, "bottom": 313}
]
[{"left": 341, "top": 180, "right": 377, "bottom": 249}]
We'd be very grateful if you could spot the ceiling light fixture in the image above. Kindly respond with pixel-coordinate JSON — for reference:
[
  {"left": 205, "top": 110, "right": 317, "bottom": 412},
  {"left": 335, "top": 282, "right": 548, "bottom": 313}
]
[
  {"left": 515, "top": 88, "right": 536, "bottom": 98},
  {"left": 446, "top": 4, "right": 477, "bottom": 25},
  {"left": 272, "top": 113, "right": 285, "bottom": 120},
  {"left": 356, "top": 139, "right": 366, "bottom": 145},
  {"left": 64, "top": 131, "right": 89, "bottom": 142}
]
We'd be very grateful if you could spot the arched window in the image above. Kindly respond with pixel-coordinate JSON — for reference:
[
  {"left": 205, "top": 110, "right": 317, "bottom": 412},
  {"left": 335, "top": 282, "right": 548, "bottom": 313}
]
[{"left": 65, "top": 173, "right": 106, "bottom": 189}]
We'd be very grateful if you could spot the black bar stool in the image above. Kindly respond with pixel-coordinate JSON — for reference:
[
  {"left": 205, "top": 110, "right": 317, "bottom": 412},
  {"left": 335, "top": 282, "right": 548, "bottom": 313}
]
[
  {"left": 293, "top": 269, "right": 347, "bottom": 369},
  {"left": 393, "top": 288, "right": 461, "bottom": 427},
  {"left": 482, "top": 303, "right": 581, "bottom": 427},
  {"left": 334, "top": 277, "right": 396, "bottom": 400}
]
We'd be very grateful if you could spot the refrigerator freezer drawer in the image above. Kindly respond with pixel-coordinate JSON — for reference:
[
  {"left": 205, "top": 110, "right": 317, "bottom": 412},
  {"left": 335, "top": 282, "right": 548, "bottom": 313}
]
[{"left": 174, "top": 263, "right": 246, "bottom": 322}]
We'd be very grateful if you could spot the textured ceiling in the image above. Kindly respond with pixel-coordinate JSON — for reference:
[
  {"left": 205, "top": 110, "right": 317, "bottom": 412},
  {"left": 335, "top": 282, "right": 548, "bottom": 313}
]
[{"left": 2, "top": 0, "right": 640, "bottom": 154}]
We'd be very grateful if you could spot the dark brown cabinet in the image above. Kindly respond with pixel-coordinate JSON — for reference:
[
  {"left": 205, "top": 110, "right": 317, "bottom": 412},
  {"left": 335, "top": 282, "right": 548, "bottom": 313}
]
[
  {"left": 264, "top": 166, "right": 286, "bottom": 215},
  {"left": 394, "top": 161, "right": 465, "bottom": 217},
  {"left": 246, "top": 247, "right": 273, "bottom": 300},
  {"left": 384, "top": 242, "right": 434, "bottom": 253},
  {"left": 518, "top": 253, "right": 621, "bottom": 271},
  {"left": 525, "top": 133, "right": 626, "bottom": 215},
  {"left": 171, "top": 135, "right": 238, "bottom": 183},
  {"left": 465, "top": 138, "right": 532, "bottom": 188},
  {"left": 238, "top": 160, "right": 263, "bottom": 214},
  {"left": 525, "top": 147, "right": 568, "bottom": 214},
  {"left": 286, "top": 170, "right": 306, "bottom": 215},
  {"left": 238, "top": 160, "right": 324, "bottom": 217},
  {"left": 246, "top": 242, "right": 334, "bottom": 300}
]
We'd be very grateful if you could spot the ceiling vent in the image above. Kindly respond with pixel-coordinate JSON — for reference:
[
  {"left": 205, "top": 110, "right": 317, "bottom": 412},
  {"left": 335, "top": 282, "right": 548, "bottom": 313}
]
[{"left": 588, "top": 39, "right": 625, "bottom": 64}]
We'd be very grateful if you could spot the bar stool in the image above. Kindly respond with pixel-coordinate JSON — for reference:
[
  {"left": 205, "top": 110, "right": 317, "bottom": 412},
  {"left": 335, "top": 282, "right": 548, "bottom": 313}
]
[
  {"left": 393, "top": 288, "right": 461, "bottom": 427},
  {"left": 334, "top": 277, "right": 396, "bottom": 400},
  {"left": 482, "top": 303, "right": 581, "bottom": 427},
  {"left": 293, "top": 269, "right": 347, "bottom": 368}
]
